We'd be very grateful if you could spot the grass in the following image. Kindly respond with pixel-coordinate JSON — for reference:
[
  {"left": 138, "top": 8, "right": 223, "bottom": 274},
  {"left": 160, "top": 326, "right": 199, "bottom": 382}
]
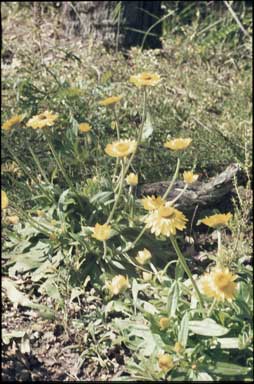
[{"left": 1, "top": 2, "right": 253, "bottom": 381}]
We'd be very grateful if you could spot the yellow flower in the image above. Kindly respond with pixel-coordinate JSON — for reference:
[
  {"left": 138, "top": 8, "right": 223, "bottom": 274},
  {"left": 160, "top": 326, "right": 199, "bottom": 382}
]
[
  {"left": 159, "top": 317, "right": 171, "bottom": 331},
  {"left": 92, "top": 223, "right": 111, "bottom": 241},
  {"left": 2, "top": 114, "right": 25, "bottom": 131},
  {"left": 158, "top": 354, "right": 174, "bottom": 372},
  {"left": 5, "top": 215, "right": 19, "bottom": 225},
  {"left": 174, "top": 342, "right": 184, "bottom": 354},
  {"left": 144, "top": 203, "right": 188, "bottom": 237},
  {"left": 142, "top": 272, "right": 152, "bottom": 281},
  {"left": 183, "top": 171, "right": 199, "bottom": 184},
  {"left": 126, "top": 173, "right": 138, "bottom": 186},
  {"left": 26, "top": 111, "right": 58, "bottom": 129},
  {"left": 135, "top": 248, "right": 152, "bottom": 265},
  {"left": 79, "top": 123, "right": 91, "bottom": 132},
  {"left": 1, "top": 190, "right": 8, "bottom": 209},
  {"left": 164, "top": 138, "right": 192, "bottom": 151},
  {"left": 129, "top": 72, "right": 161, "bottom": 87},
  {"left": 199, "top": 213, "right": 232, "bottom": 228},
  {"left": 111, "top": 121, "right": 117, "bottom": 130},
  {"left": 99, "top": 95, "right": 123, "bottom": 106},
  {"left": 107, "top": 275, "right": 129, "bottom": 296},
  {"left": 199, "top": 267, "right": 238, "bottom": 301},
  {"left": 140, "top": 195, "right": 165, "bottom": 211},
  {"left": 105, "top": 139, "right": 137, "bottom": 158}
]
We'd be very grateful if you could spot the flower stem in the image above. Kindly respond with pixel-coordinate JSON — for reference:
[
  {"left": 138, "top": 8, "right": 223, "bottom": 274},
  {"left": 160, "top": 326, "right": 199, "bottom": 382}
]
[
  {"left": 107, "top": 160, "right": 125, "bottom": 223},
  {"left": 123, "top": 88, "right": 147, "bottom": 180},
  {"left": 44, "top": 130, "right": 83, "bottom": 210},
  {"left": 170, "top": 235, "right": 204, "bottom": 309},
  {"left": 207, "top": 297, "right": 217, "bottom": 317},
  {"left": 163, "top": 158, "right": 181, "bottom": 200},
  {"left": 27, "top": 145, "right": 51, "bottom": 184},
  {"left": 217, "top": 229, "right": 222, "bottom": 255},
  {"left": 4, "top": 140, "right": 52, "bottom": 202}
]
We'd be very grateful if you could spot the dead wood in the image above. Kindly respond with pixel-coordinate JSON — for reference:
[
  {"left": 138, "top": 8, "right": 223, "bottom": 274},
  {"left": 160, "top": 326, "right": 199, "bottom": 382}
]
[{"left": 136, "top": 163, "right": 246, "bottom": 215}]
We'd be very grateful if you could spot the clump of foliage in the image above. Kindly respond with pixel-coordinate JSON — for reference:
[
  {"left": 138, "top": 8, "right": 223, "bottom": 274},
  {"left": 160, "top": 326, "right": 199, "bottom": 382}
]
[{"left": 1, "top": 1, "right": 252, "bottom": 381}]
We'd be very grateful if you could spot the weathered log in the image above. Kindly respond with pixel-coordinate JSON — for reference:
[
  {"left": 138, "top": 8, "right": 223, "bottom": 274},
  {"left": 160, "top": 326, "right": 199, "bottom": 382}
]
[{"left": 136, "top": 164, "right": 246, "bottom": 215}]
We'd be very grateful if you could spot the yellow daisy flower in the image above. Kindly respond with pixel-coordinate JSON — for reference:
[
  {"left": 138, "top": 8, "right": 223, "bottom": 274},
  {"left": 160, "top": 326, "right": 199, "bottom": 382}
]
[
  {"left": 79, "top": 123, "right": 91, "bottom": 133},
  {"left": 92, "top": 223, "right": 111, "bottom": 241},
  {"left": 199, "top": 267, "right": 238, "bottom": 301},
  {"left": 158, "top": 354, "right": 174, "bottom": 372},
  {"left": 99, "top": 95, "right": 123, "bottom": 106},
  {"left": 183, "top": 171, "right": 199, "bottom": 184},
  {"left": 26, "top": 111, "right": 58, "bottom": 129},
  {"left": 106, "top": 275, "right": 129, "bottom": 296},
  {"left": 159, "top": 317, "right": 171, "bottom": 331},
  {"left": 164, "top": 138, "right": 192, "bottom": 151},
  {"left": 144, "top": 203, "right": 188, "bottom": 237},
  {"left": 1, "top": 190, "right": 9, "bottom": 209},
  {"left": 140, "top": 195, "right": 165, "bottom": 211},
  {"left": 199, "top": 213, "right": 232, "bottom": 228},
  {"left": 105, "top": 139, "right": 137, "bottom": 158},
  {"left": 126, "top": 173, "right": 138, "bottom": 186},
  {"left": 129, "top": 72, "right": 161, "bottom": 87},
  {"left": 2, "top": 114, "right": 25, "bottom": 131},
  {"left": 135, "top": 248, "right": 152, "bottom": 265}
]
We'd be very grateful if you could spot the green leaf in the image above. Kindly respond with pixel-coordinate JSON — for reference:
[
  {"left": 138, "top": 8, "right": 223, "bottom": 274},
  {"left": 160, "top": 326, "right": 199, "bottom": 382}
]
[
  {"left": 2, "top": 278, "right": 32, "bottom": 307},
  {"left": 142, "top": 112, "right": 153, "bottom": 141},
  {"left": 216, "top": 337, "right": 239, "bottom": 349},
  {"left": 208, "top": 361, "right": 251, "bottom": 376},
  {"left": 189, "top": 318, "right": 229, "bottom": 336},
  {"left": 196, "top": 372, "right": 213, "bottom": 381},
  {"left": 178, "top": 311, "right": 189, "bottom": 347},
  {"left": 167, "top": 281, "right": 179, "bottom": 317},
  {"left": 2, "top": 330, "right": 26, "bottom": 345}
]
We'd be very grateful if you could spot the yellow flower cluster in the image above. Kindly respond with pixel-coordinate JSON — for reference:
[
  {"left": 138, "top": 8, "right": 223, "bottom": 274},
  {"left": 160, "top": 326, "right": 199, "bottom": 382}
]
[
  {"left": 199, "top": 267, "right": 238, "bottom": 301},
  {"left": 99, "top": 95, "right": 123, "bottom": 106},
  {"left": 105, "top": 139, "right": 137, "bottom": 158},
  {"left": 106, "top": 275, "right": 129, "bottom": 296},
  {"left": 126, "top": 173, "right": 138, "bottom": 186},
  {"left": 183, "top": 171, "right": 199, "bottom": 184},
  {"left": 1, "top": 190, "right": 9, "bottom": 209},
  {"left": 135, "top": 248, "right": 152, "bottom": 265},
  {"left": 129, "top": 72, "right": 161, "bottom": 87},
  {"left": 144, "top": 203, "right": 188, "bottom": 237},
  {"left": 164, "top": 138, "right": 192, "bottom": 151},
  {"left": 199, "top": 213, "right": 232, "bottom": 228},
  {"left": 79, "top": 123, "right": 91, "bottom": 133},
  {"left": 2, "top": 114, "right": 25, "bottom": 131},
  {"left": 158, "top": 354, "right": 174, "bottom": 372},
  {"left": 92, "top": 223, "right": 111, "bottom": 241},
  {"left": 141, "top": 195, "right": 164, "bottom": 211},
  {"left": 27, "top": 111, "right": 58, "bottom": 129}
]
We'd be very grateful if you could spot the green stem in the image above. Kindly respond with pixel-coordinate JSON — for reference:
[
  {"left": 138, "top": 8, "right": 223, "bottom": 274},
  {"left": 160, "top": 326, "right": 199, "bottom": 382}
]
[
  {"left": 107, "top": 160, "right": 125, "bottom": 223},
  {"left": 4, "top": 140, "right": 52, "bottom": 202},
  {"left": 170, "top": 235, "right": 204, "bottom": 309},
  {"left": 27, "top": 145, "right": 51, "bottom": 184},
  {"left": 163, "top": 158, "right": 181, "bottom": 201},
  {"left": 170, "top": 184, "right": 188, "bottom": 205},
  {"left": 217, "top": 229, "right": 222, "bottom": 256},
  {"left": 123, "top": 88, "right": 147, "bottom": 180},
  {"left": 207, "top": 297, "right": 217, "bottom": 317},
  {"left": 113, "top": 106, "right": 120, "bottom": 141},
  {"left": 44, "top": 129, "right": 83, "bottom": 210}
]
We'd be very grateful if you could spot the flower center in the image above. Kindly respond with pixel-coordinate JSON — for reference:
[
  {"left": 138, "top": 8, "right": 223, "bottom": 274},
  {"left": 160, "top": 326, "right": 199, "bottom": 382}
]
[
  {"left": 158, "top": 206, "right": 175, "bottom": 218},
  {"left": 116, "top": 143, "right": 129, "bottom": 152}
]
